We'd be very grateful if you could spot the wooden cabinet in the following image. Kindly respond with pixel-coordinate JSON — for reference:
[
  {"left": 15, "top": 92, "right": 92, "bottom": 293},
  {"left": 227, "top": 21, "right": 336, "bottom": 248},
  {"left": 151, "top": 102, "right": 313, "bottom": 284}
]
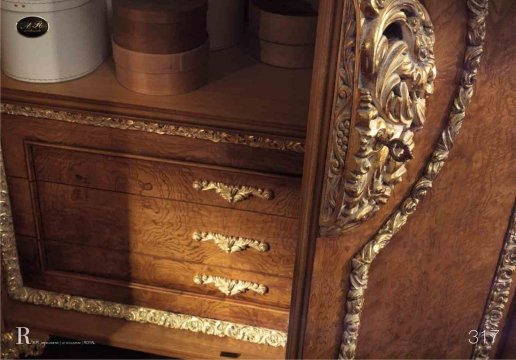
[{"left": 1, "top": 0, "right": 515, "bottom": 359}]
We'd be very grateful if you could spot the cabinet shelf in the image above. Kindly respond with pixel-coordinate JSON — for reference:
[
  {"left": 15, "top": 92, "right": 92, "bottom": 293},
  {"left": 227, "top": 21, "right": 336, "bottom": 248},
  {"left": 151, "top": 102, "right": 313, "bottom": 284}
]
[{"left": 1, "top": 45, "right": 312, "bottom": 139}]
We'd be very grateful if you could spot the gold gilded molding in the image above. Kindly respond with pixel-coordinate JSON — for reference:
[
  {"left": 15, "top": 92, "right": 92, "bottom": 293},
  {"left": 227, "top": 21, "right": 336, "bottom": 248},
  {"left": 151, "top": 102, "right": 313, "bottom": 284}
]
[
  {"left": 340, "top": 0, "right": 489, "bottom": 358},
  {"left": 472, "top": 205, "right": 516, "bottom": 359},
  {"left": 1, "top": 331, "right": 48, "bottom": 359},
  {"left": 320, "top": 0, "right": 437, "bottom": 235},
  {"left": 193, "top": 180, "right": 274, "bottom": 203},
  {"left": 193, "top": 231, "right": 270, "bottom": 253},
  {"left": 0, "top": 103, "right": 304, "bottom": 154},
  {"left": 319, "top": 0, "right": 356, "bottom": 234},
  {"left": 0, "top": 147, "right": 286, "bottom": 348},
  {"left": 193, "top": 274, "right": 268, "bottom": 296}
]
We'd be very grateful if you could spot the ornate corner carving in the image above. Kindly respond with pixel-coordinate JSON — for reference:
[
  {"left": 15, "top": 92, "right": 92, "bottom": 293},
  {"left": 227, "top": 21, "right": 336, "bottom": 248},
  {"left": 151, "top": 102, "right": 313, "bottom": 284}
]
[
  {"left": 320, "top": 0, "right": 437, "bottom": 236},
  {"left": 193, "top": 274, "right": 268, "bottom": 296},
  {"left": 192, "top": 180, "right": 274, "bottom": 203},
  {"left": 1, "top": 331, "right": 48, "bottom": 359},
  {"left": 472, "top": 205, "right": 516, "bottom": 359},
  {"left": 339, "top": 0, "right": 489, "bottom": 358},
  {"left": 193, "top": 231, "right": 270, "bottom": 253}
]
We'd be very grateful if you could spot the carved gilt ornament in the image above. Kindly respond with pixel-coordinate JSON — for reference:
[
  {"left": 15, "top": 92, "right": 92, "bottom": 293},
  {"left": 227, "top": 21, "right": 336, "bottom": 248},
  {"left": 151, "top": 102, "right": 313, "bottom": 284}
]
[
  {"left": 340, "top": 0, "right": 490, "bottom": 358},
  {"left": 473, "top": 206, "right": 516, "bottom": 359},
  {"left": 193, "top": 231, "right": 270, "bottom": 253},
  {"left": 193, "top": 274, "right": 268, "bottom": 296},
  {"left": 320, "top": 0, "right": 436, "bottom": 235},
  {"left": 193, "top": 180, "right": 274, "bottom": 203}
]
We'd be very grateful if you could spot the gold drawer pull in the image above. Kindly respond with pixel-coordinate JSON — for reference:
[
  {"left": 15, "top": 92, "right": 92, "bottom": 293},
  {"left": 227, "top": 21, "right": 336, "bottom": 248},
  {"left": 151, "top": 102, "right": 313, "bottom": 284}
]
[
  {"left": 193, "top": 274, "right": 268, "bottom": 296},
  {"left": 193, "top": 231, "right": 270, "bottom": 253},
  {"left": 192, "top": 180, "right": 274, "bottom": 203}
]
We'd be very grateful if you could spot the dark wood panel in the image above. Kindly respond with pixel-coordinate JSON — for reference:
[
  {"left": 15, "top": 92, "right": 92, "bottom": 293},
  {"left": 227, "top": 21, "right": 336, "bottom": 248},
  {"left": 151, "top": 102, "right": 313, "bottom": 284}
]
[
  {"left": 1, "top": 115, "right": 304, "bottom": 180},
  {"left": 16, "top": 236, "right": 41, "bottom": 276},
  {"left": 8, "top": 177, "right": 36, "bottom": 237},
  {"left": 43, "top": 239, "right": 291, "bottom": 309},
  {"left": 3, "top": 294, "right": 286, "bottom": 359},
  {"left": 33, "top": 181, "right": 296, "bottom": 278},
  {"left": 30, "top": 142, "right": 301, "bottom": 218}
]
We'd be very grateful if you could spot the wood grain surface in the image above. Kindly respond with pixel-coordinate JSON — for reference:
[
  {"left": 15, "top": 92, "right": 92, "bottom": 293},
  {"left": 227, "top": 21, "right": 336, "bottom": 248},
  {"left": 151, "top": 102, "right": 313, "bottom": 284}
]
[
  {"left": 301, "top": 0, "right": 516, "bottom": 358},
  {"left": 2, "top": 115, "right": 304, "bottom": 177},
  {"left": 30, "top": 180, "right": 297, "bottom": 279},
  {"left": 29, "top": 142, "right": 301, "bottom": 218}
]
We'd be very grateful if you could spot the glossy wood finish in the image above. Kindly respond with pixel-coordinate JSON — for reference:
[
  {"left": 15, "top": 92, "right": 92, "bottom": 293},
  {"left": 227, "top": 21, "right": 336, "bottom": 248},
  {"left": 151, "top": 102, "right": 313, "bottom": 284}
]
[
  {"left": 12, "top": 159, "right": 298, "bottom": 276},
  {"left": 29, "top": 142, "right": 301, "bottom": 218},
  {"left": 286, "top": 0, "right": 343, "bottom": 357},
  {"left": 297, "top": 0, "right": 516, "bottom": 358},
  {"left": 1, "top": 115, "right": 303, "bottom": 176},
  {"left": 354, "top": 1, "right": 516, "bottom": 357},
  {"left": 2, "top": 0, "right": 514, "bottom": 358}
]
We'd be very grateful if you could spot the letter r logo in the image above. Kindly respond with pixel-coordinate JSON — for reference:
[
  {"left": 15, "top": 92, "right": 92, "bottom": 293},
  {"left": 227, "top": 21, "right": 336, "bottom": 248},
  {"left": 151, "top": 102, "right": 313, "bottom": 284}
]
[{"left": 16, "top": 327, "right": 30, "bottom": 345}]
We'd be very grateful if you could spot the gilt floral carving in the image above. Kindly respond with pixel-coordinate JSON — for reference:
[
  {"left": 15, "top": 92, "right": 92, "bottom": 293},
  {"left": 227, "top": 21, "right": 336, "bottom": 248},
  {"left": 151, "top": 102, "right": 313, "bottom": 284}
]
[
  {"left": 193, "top": 274, "right": 268, "bottom": 296},
  {"left": 321, "top": 0, "right": 436, "bottom": 235}
]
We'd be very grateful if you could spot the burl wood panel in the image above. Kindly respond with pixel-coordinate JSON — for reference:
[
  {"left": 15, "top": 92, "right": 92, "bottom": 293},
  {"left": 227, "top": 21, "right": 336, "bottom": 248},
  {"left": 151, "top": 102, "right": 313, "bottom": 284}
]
[
  {"left": 3, "top": 293, "right": 286, "bottom": 359},
  {"left": 302, "top": 0, "right": 473, "bottom": 357},
  {"left": 29, "top": 142, "right": 301, "bottom": 218},
  {"left": 354, "top": 1, "right": 516, "bottom": 357}
]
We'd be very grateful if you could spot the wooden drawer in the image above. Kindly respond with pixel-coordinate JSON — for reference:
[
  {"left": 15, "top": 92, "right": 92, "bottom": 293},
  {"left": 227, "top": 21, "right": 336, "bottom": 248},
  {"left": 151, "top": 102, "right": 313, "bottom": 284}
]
[
  {"left": 43, "top": 239, "right": 291, "bottom": 309},
  {"left": 26, "top": 141, "right": 301, "bottom": 219},
  {"left": 32, "top": 180, "right": 297, "bottom": 279},
  {"left": 17, "top": 236, "right": 289, "bottom": 330}
]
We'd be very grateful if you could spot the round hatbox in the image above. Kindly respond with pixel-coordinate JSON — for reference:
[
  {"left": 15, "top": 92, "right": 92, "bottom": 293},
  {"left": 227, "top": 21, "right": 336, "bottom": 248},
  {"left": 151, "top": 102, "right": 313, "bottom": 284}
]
[{"left": 1, "top": 0, "right": 108, "bottom": 83}]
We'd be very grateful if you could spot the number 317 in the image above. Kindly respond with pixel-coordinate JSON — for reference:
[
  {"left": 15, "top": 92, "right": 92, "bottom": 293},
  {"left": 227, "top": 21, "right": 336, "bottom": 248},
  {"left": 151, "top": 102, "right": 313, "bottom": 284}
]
[{"left": 468, "top": 330, "right": 499, "bottom": 345}]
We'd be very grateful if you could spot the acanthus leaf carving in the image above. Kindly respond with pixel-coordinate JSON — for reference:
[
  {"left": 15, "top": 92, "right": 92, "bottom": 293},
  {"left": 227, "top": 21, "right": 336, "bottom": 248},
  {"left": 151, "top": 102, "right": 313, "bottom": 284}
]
[{"left": 321, "top": 0, "right": 436, "bottom": 236}]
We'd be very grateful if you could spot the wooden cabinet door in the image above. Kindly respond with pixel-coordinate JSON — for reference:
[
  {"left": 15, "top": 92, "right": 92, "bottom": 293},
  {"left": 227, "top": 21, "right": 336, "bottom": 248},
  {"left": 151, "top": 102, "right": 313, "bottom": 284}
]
[{"left": 289, "top": 0, "right": 516, "bottom": 358}]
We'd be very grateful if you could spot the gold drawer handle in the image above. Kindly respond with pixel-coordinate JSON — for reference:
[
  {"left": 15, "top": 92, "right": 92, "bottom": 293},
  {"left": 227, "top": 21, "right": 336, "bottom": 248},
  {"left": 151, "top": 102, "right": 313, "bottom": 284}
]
[
  {"left": 193, "top": 231, "right": 270, "bottom": 253},
  {"left": 192, "top": 180, "right": 274, "bottom": 203},
  {"left": 193, "top": 274, "right": 268, "bottom": 296}
]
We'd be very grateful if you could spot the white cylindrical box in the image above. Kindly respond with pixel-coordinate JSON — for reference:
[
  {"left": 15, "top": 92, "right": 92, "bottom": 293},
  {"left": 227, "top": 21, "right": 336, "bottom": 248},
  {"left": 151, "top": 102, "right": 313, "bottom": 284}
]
[
  {"left": 207, "top": 0, "right": 244, "bottom": 50},
  {"left": 1, "top": 0, "right": 108, "bottom": 83}
]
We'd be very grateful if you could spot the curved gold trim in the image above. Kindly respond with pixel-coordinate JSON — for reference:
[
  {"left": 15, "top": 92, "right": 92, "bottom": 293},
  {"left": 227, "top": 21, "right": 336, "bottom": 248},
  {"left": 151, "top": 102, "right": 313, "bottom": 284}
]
[
  {"left": 193, "top": 231, "right": 270, "bottom": 253},
  {"left": 194, "top": 274, "right": 268, "bottom": 296},
  {"left": 472, "top": 205, "right": 516, "bottom": 359},
  {"left": 193, "top": 180, "right": 274, "bottom": 203},
  {"left": 0, "top": 147, "right": 286, "bottom": 348},
  {"left": 339, "top": 0, "right": 490, "bottom": 358},
  {"left": 0, "top": 103, "right": 305, "bottom": 154}
]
